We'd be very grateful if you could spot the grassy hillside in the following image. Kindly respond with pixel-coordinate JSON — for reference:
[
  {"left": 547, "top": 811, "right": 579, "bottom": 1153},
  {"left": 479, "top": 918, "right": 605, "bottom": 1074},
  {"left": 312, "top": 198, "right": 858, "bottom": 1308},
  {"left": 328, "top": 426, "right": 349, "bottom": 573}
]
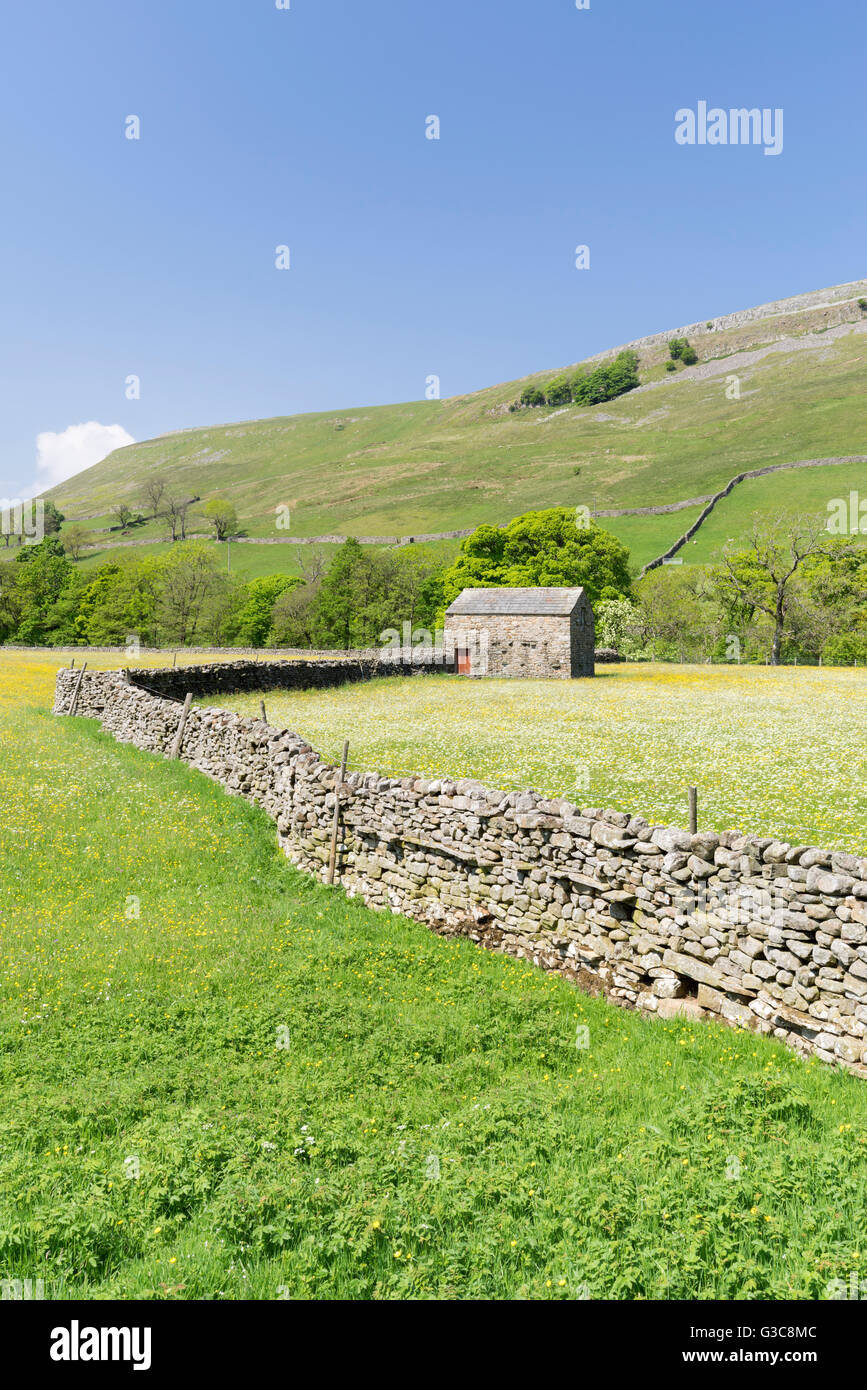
[
  {"left": 46, "top": 280, "right": 867, "bottom": 575},
  {"left": 2, "top": 651, "right": 866, "bottom": 1300}
]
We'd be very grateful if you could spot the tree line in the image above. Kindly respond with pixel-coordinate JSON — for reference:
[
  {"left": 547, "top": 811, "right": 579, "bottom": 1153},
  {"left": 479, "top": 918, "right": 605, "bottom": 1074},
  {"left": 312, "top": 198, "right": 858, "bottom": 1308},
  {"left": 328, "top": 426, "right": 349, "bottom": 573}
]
[
  {"left": 513, "top": 350, "right": 641, "bottom": 410},
  {"left": 1, "top": 505, "right": 862, "bottom": 664},
  {"left": 0, "top": 508, "right": 633, "bottom": 650}
]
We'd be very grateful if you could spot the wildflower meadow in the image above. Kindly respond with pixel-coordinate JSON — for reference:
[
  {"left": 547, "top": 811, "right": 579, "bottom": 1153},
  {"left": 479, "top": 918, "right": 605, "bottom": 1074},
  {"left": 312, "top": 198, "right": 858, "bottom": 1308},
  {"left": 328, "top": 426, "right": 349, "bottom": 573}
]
[{"left": 0, "top": 650, "right": 866, "bottom": 1299}]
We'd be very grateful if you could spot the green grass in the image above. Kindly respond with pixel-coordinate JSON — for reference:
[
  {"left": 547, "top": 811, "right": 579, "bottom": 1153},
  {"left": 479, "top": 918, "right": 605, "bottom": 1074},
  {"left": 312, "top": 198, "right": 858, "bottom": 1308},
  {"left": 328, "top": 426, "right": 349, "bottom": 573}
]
[
  {"left": 69, "top": 536, "right": 462, "bottom": 584},
  {"left": 678, "top": 459, "right": 867, "bottom": 565},
  {"left": 206, "top": 665, "right": 867, "bottom": 857},
  {"left": 1, "top": 654, "right": 866, "bottom": 1299},
  {"left": 46, "top": 283, "right": 867, "bottom": 571}
]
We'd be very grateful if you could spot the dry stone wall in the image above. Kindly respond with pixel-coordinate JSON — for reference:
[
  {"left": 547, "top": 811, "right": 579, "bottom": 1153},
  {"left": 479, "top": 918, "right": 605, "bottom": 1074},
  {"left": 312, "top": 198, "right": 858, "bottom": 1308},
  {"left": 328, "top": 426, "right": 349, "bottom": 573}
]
[{"left": 53, "top": 662, "right": 867, "bottom": 1077}]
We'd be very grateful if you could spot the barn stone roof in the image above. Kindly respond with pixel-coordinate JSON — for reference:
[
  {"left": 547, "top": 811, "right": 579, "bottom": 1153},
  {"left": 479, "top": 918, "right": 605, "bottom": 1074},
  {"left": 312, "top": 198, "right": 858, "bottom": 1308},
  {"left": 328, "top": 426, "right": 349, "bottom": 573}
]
[{"left": 445, "top": 587, "right": 587, "bottom": 616}]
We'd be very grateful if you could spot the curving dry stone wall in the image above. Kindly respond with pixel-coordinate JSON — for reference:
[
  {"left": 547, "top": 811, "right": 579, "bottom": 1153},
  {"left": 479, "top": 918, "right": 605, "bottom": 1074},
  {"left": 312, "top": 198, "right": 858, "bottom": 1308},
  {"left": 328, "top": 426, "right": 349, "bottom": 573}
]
[{"left": 53, "top": 662, "right": 867, "bottom": 1077}]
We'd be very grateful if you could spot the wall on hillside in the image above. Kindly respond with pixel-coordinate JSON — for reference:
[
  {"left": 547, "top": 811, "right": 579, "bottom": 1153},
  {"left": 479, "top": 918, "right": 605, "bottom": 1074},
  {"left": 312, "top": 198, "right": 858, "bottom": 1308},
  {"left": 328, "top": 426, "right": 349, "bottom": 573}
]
[{"left": 53, "top": 663, "right": 867, "bottom": 1078}]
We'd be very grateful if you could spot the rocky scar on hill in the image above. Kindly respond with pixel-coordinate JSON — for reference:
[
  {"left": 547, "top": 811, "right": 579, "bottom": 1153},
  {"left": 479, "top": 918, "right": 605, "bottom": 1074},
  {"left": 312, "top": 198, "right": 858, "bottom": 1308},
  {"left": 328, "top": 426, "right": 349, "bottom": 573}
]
[{"left": 55, "top": 661, "right": 867, "bottom": 1077}]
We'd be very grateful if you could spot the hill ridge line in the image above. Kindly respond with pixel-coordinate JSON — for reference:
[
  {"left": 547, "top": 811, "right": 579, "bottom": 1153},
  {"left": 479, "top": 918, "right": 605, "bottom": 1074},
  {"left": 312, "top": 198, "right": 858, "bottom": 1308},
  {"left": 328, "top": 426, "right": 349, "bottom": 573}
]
[{"left": 495, "top": 278, "right": 867, "bottom": 390}]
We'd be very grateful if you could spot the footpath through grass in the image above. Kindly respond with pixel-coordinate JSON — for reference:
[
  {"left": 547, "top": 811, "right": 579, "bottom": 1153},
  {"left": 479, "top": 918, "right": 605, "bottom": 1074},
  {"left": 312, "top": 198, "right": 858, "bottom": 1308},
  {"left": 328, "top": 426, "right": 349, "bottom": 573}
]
[{"left": 1, "top": 652, "right": 866, "bottom": 1299}]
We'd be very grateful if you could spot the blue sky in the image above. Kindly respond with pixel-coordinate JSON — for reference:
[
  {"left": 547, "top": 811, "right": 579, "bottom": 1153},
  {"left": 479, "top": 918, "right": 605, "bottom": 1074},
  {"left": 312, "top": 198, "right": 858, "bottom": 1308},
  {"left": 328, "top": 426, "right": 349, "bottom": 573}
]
[{"left": 2, "top": 0, "right": 865, "bottom": 498}]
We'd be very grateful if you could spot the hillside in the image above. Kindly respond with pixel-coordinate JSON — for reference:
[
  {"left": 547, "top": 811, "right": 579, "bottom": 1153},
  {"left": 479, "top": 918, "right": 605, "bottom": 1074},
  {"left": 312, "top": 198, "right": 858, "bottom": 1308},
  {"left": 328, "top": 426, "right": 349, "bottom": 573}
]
[{"left": 47, "top": 279, "right": 867, "bottom": 573}]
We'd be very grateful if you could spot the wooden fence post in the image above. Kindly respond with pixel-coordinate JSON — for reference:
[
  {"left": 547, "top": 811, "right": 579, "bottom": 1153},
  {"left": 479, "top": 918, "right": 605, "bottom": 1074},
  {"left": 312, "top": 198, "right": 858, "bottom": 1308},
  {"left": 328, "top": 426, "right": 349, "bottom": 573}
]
[
  {"left": 688, "top": 786, "right": 698, "bottom": 835},
  {"left": 260, "top": 699, "right": 267, "bottom": 723},
  {"left": 68, "top": 661, "right": 88, "bottom": 716},
  {"left": 327, "top": 740, "right": 350, "bottom": 885},
  {"left": 170, "top": 693, "right": 193, "bottom": 759}
]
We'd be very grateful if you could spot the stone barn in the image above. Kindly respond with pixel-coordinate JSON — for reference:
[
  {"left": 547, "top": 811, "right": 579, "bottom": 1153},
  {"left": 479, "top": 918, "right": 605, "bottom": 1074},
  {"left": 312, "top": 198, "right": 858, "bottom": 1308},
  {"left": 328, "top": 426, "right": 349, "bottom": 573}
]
[{"left": 444, "top": 587, "right": 594, "bottom": 679}]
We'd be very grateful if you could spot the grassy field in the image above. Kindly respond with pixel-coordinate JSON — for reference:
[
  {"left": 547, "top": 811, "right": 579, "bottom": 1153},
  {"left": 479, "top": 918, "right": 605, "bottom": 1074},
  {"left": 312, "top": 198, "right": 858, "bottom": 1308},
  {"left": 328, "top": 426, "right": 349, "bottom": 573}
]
[
  {"left": 72, "top": 537, "right": 463, "bottom": 585},
  {"left": 207, "top": 665, "right": 867, "bottom": 857},
  {"left": 45, "top": 283, "right": 867, "bottom": 571},
  {"left": 2, "top": 651, "right": 867, "bottom": 1300}
]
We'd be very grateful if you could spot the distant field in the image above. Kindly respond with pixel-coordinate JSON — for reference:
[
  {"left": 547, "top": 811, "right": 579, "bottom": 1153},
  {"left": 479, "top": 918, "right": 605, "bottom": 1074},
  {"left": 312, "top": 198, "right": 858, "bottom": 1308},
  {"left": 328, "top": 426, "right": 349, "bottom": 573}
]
[
  {"left": 54, "top": 450, "right": 867, "bottom": 584},
  {"left": 3, "top": 649, "right": 867, "bottom": 1300},
  {"left": 680, "top": 459, "right": 867, "bottom": 565},
  {"left": 207, "top": 665, "right": 867, "bottom": 856}
]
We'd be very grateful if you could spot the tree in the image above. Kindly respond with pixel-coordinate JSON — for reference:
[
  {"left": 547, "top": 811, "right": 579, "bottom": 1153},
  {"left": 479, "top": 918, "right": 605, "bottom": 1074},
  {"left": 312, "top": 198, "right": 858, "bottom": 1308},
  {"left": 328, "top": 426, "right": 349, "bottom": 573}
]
[
  {"left": 270, "top": 579, "right": 320, "bottom": 648},
  {"left": 668, "top": 337, "right": 697, "bottom": 366},
  {"left": 204, "top": 498, "right": 239, "bottom": 542},
  {"left": 11, "top": 538, "right": 74, "bottom": 644},
  {"left": 545, "top": 375, "right": 572, "bottom": 406},
  {"left": 156, "top": 542, "right": 230, "bottom": 645},
  {"left": 163, "top": 495, "right": 196, "bottom": 542},
  {"left": 519, "top": 385, "right": 546, "bottom": 407},
  {"left": 0, "top": 560, "right": 21, "bottom": 641},
  {"left": 63, "top": 524, "right": 91, "bottom": 560},
  {"left": 594, "top": 597, "right": 645, "bottom": 659},
  {"left": 796, "top": 537, "right": 867, "bottom": 662},
  {"left": 440, "top": 508, "right": 633, "bottom": 614},
  {"left": 634, "top": 565, "right": 718, "bottom": 662},
  {"left": 713, "top": 515, "right": 834, "bottom": 665},
  {"left": 232, "top": 574, "right": 300, "bottom": 646},
  {"left": 42, "top": 500, "right": 65, "bottom": 537},
  {"left": 140, "top": 477, "right": 167, "bottom": 519},
  {"left": 310, "top": 538, "right": 385, "bottom": 649},
  {"left": 606, "top": 349, "right": 640, "bottom": 394},
  {"left": 111, "top": 503, "right": 135, "bottom": 532}
]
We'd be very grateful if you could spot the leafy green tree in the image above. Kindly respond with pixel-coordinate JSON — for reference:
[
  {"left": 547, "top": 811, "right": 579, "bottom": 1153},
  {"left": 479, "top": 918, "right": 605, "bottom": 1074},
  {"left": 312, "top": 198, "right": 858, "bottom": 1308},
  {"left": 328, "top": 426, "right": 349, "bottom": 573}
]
[
  {"left": 668, "top": 337, "right": 697, "bottom": 365},
  {"left": 232, "top": 574, "right": 300, "bottom": 646},
  {"left": 606, "top": 349, "right": 640, "bottom": 394},
  {"left": 270, "top": 580, "right": 320, "bottom": 648},
  {"left": 0, "top": 560, "right": 21, "bottom": 641},
  {"left": 156, "top": 542, "right": 232, "bottom": 646},
  {"left": 519, "top": 385, "right": 546, "bottom": 407},
  {"left": 42, "top": 500, "right": 65, "bottom": 536},
  {"left": 11, "top": 538, "right": 74, "bottom": 643},
  {"left": 635, "top": 565, "right": 719, "bottom": 662},
  {"left": 712, "top": 515, "right": 836, "bottom": 665},
  {"left": 311, "top": 538, "right": 389, "bottom": 649},
  {"left": 205, "top": 498, "right": 240, "bottom": 541},
  {"left": 62, "top": 523, "right": 91, "bottom": 560},
  {"left": 545, "top": 375, "right": 572, "bottom": 406},
  {"left": 440, "top": 508, "right": 633, "bottom": 615}
]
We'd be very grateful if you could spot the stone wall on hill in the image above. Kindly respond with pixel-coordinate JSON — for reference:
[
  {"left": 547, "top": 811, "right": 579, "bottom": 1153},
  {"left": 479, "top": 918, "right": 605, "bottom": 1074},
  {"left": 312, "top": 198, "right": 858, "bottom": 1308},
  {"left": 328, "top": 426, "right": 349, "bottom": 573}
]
[{"left": 53, "top": 661, "right": 867, "bottom": 1077}]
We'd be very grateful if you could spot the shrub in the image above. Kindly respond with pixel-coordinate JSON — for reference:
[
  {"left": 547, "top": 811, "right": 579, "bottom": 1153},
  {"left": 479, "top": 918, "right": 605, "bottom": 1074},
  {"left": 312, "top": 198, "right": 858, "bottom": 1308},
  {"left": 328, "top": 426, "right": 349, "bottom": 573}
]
[
  {"left": 822, "top": 632, "right": 867, "bottom": 665},
  {"left": 669, "top": 337, "right": 697, "bottom": 364},
  {"left": 545, "top": 375, "right": 572, "bottom": 407},
  {"left": 519, "top": 385, "right": 546, "bottom": 407}
]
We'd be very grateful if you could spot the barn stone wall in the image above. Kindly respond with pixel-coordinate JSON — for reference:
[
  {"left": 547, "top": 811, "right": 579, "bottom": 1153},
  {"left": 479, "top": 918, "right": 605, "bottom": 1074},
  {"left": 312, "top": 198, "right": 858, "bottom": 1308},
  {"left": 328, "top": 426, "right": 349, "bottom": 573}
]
[
  {"left": 446, "top": 609, "right": 594, "bottom": 678},
  {"left": 53, "top": 662, "right": 867, "bottom": 1077}
]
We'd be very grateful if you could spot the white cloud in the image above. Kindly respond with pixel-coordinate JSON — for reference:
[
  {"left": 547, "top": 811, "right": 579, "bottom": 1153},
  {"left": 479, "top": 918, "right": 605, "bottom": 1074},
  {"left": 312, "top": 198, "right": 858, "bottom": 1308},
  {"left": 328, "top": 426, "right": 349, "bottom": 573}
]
[{"left": 33, "top": 421, "right": 135, "bottom": 491}]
